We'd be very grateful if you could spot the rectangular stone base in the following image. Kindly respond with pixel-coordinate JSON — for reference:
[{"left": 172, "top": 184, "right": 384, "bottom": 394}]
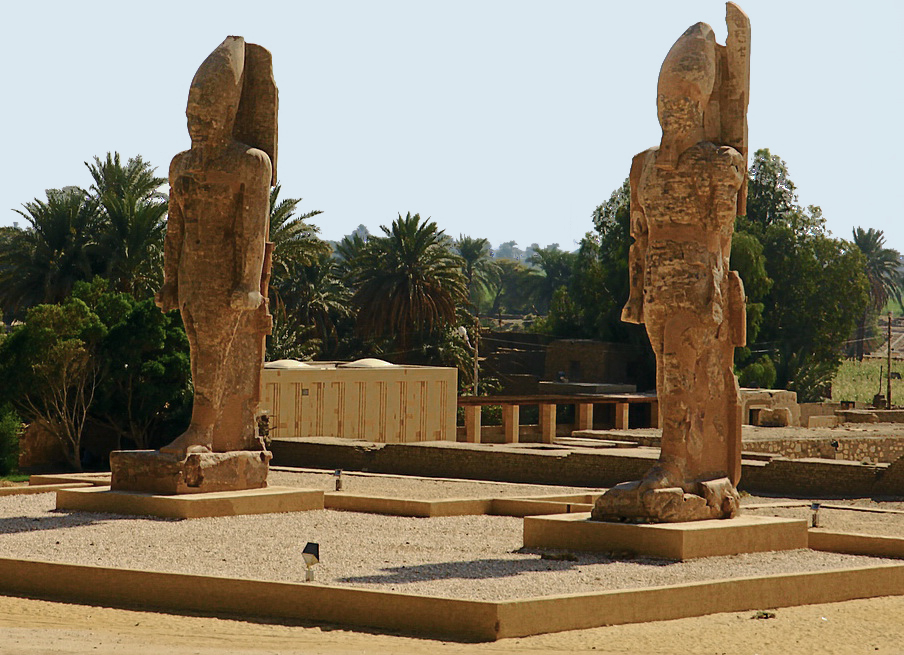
[
  {"left": 523, "top": 513, "right": 808, "bottom": 560},
  {"left": 110, "top": 450, "right": 270, "bottom": 495},
  {"left": 56, "top": 486, "right": 324, "bottom": 519}
]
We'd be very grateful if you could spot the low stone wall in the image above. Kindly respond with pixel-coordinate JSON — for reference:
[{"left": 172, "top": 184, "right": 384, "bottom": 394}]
[
  {"left": 271, "top": 438, "right": 897, "bottom": 498},
  {"left": 742, "top": 435, "right": 904, "bottom": 464}
]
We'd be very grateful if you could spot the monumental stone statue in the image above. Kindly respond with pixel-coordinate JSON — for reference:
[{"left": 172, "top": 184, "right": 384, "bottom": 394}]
[
  {"left": 110, "top": 36, "right": 277, "bottom": 494},
  {"left": 592, "top": 3, "right": 751, "bottom": 522}
]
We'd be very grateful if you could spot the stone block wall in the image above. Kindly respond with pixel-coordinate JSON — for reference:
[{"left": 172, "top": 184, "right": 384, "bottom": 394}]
[
  {"left": 271, "top": 437, "right": 901, "bottom": 498},
  {"left": 742, "top": 436, "right": 904, "bottom": 464}
]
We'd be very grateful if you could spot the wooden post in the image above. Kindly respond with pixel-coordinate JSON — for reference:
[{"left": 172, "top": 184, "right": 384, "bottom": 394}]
[
  {"left": 464, "top": 405, "right": 481, "bottom": 443},
  {"left": 502, "top": 404, "right": 520, "bottom": 443},
  {"left": 888, "top": 312, "right": 893, "bottom": 410},
  {"left": 649, "top": 400, "right": 660, "bottom": 428},
  {"left": 615, "top": 402, "right": 630, "bottom": 429},
  {"left": 539, "top": 403, "right": 556, "bottom": 443},
  {"left": 576, "top": 403, "right": 593, "bottom": 431}
]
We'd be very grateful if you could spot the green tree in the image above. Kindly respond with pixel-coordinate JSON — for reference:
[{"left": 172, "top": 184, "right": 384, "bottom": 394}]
[
  {"left": 737, "top": 150, "right": 871, "bottom": 399},
  {"left": 350, "top": 213, "right": 467, "bottom": 353},
  {"left": 0, "top": 297, "right": 106, "bottom": 471},
  {"left": 527, "top": 244, "right": 576, "bottom": 314},
  {"left": 74, "top": 280, "right": 192, "bottom": 450},
  {"left": 0, "top": 189, "right": 101, "bottom": 317},
  {"left": 87, "top": 153, "right": 168, "bottom": 299},
  {"left": 0, "top": 404, "right": 21, "bottom": 476},
  {"left": 850, "top": 227, "right": 904, "bottom": 360},
  {"left": 730, "top": 229, "right": 775, "bottom": 387},
  {"left": 489, "top": 258, "right": 542, "bottom": 317},
  {"left": 455, "top": 235, "right": 499, "bottom": 313},
  {"left": 268, "top": 183, "right": 328, "bottom": 290}
]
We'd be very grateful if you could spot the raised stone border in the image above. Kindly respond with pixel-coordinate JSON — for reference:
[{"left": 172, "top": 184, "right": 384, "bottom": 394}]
[
  {"left": 523, "top": 513, "right": 808, "bottom": 560},
  {"left": 55, "top": 486, "right": 324, "bottom": 519},
  {"left": 0, "top": 541, "right": 902, "bottom": 641}
]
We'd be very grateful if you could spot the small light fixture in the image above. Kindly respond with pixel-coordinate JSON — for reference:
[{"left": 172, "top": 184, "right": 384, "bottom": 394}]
[
  {"left": 333, "top": 469, "right": 343, "bottom": 491},
  {"left": 811, "top": 502, "right": 821, "bottom": 528},
  {"left": 302, "top": 542, "right": 320, "bottom": 581}
]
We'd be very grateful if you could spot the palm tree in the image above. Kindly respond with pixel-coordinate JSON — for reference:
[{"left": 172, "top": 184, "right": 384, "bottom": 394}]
[
  {"left": 851, "top": 227, "right": 904, "bottom": 360},
  {"left": 528, "top": 244, "right": 576, "bottom": 314},
  {"left": 268, "top": 184, "right": 328, "bottom": 291},
  {"left": 87, "top": 153, "right": 168, "bottom": 298},
  {"left": 455, "top": 235, "right": 499, "bottom": 314},
  {"left": 274, "top": 252, "right": 351, "bottom": 354},
  {"left": 0, "top": 189, "right": 101, "bottom": 316},
  {"left": 351, "top": 213, "right": 467, "bottom": 353}
]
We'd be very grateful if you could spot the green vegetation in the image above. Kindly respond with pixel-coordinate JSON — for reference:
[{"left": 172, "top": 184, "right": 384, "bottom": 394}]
[
  {"left": 831, "top": 359, "right": 904, "bottom": 406},
  {"left": 0, "top": 144, "right": 899, "bottom": 468},
  {"left": 0, "top": 404, "right": 21, "bottom": 476}
]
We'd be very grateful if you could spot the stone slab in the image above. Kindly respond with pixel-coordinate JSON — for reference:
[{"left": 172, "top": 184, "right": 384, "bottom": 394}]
[
  {"left": 110, "top": 449, "right": 271, "bottom": 495},
  {"left": 56, "top": 486, "right": 323, "bottom": 519},
  {"left": 523, "top": 513, "right": 808, "bottom": 560},
  {"left": 538, "top": 381, "right": 637, "bottom": 395}
]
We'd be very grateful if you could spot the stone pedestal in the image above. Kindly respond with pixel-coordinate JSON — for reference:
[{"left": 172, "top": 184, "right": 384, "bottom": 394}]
[
  {"left": 110, "top": 449, "right": 271, "bottom": 495},
  {"left": 524, "top": 513, "right": 809, "bottom": 560}
]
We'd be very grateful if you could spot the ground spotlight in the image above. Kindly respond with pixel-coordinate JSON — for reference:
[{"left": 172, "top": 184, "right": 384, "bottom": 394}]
[{"left": 302, "top": 542, "right": 320, "bottom": 581}]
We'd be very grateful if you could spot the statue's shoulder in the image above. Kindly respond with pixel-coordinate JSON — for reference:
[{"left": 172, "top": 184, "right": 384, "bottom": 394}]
[{"left": 169, "top": 149, "right": 191, "bottom": 179}]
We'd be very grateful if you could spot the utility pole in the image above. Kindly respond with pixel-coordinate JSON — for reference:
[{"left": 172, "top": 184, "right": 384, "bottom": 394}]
[
  {"left": 888, "top": 312, "right": 893, "bottom": 409},
  {"left": 473, "top": 313, "right": 480, "bottom": 396}
]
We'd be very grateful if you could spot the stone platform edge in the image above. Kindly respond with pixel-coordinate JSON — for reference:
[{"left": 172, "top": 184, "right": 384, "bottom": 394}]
[
  {"left": 0, "top": 548, "right": 902, "bottom": 641},
  {"left": 523, "top": 513, "right": 809, "bottom": 560},
  {"left": 55, "top": 486, "right": 324, "bottom": 519}
]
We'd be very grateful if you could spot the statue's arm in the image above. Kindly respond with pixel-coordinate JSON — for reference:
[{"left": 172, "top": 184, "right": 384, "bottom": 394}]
[
  {"left": 621, "top": 151, "right": 651, "bottom": 325},
  {"left": 230, "top": 150, "right": 273, "bottom": 311},
  {"left": 155, "top": 158, "right": 185, "bottom": 313}
]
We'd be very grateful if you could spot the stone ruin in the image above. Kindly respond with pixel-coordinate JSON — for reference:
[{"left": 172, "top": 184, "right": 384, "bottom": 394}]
[
  {"left": 110, "top": 36, "right": 277, "bottom": 494},
  {"left": 592, "top": 3, "right": 751, "bottom": 522}
]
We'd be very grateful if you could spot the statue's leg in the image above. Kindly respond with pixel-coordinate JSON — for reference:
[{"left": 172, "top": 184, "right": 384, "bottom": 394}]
[
  {"left": 212, "top": 310, "right": 261, "bottom": 451},
  {"left": 160, "top": 306, "right": 220, "bottom": 456}
]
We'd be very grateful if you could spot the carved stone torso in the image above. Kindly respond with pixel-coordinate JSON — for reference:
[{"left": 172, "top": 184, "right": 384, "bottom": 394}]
[
  {"left": 638, "top": 142, "right": 744, "bottom": 318},
  {"left": 171, "top": 144, "right": 271, "bottom": 301}
]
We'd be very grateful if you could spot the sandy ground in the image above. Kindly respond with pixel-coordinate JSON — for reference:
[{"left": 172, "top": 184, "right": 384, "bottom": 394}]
[
  {"left": 4, "top": 469, "right": 904, "bottom": 653},
  {"left": 2, "top": 594, "right": 904, "bottom": 654}
]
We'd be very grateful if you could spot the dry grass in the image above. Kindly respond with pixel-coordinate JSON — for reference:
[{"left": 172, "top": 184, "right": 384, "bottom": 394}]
[{"left": 831, "top": 358, "right": 904, "bottom": 405}]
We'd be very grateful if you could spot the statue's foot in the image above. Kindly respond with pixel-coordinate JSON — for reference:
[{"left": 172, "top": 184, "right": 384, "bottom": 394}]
[
  {"left": 159, "top": 430, "right": 212, "bottom": 458},
  {"left": 591, "top": 468, "right": 740, "bottom": 523}
]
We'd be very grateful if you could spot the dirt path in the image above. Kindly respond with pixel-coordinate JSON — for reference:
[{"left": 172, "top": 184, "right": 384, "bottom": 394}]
[{"left": 2, "top": 594, "right": 904, "bottom": 655}]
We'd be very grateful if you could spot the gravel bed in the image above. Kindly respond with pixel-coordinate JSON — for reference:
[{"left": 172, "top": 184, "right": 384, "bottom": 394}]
[
  {"left": 0, "top": 493, "right": 899, "bottom": 601},
  {"left": 268, "top": 469, "right": 600, "bottom": 499}
]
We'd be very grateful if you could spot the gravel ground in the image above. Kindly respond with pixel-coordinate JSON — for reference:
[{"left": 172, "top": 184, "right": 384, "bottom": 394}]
[
  {"left": 268, "top": 469, "right": 600, "bottom": 499},
  {"left": 0, "top": 491, "right": 899, "bottom": 601}
]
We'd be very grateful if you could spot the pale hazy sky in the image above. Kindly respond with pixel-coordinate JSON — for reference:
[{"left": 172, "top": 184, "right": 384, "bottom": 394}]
[{"left": 3, "top": 1, "right": 902, "bottom": 252}]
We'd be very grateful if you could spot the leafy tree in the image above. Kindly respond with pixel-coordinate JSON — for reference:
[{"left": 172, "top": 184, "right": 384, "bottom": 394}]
[
  {"left": 0, "top": 297, "right": 106, "bottom": 471},
  {"left": 494, "top": 240, "right": 524, "bottom": 261},
  {"left": 850, "top": 227, "right": 904, "bottom": 360},
  {"left": 350, "top": 212, "right": 467, "bottom": 353},
  {"left": 0, "top": 189, "right": 100, "bottom": 317},
  {"left": 527, "top": 245, "right": 576, "bottom": 314},
  {"left": 455, "top": 235, "right": 499, "bottom": 313},
  {"left": 736, "top": 150, "right": 871, "bottom": 399},
  {"left": 74, "top": 280, "right": 192, "bottom": 450},
  {"left": 489, "top": 258, "right": 541, "bottom": 317},
  {"left": 730, "top": 230, "right": 775, "bottom": 387},
  {"left": 86, "top": 153, "right": 168, "bottom": 299},
  {"left": 0, "top": 404, "right": 21, "bottom": 476}
]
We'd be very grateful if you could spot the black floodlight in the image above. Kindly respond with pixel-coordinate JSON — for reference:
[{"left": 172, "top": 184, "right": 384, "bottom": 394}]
[{"left": 302, "top": 542, "right": 320, "bottom": 581}]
